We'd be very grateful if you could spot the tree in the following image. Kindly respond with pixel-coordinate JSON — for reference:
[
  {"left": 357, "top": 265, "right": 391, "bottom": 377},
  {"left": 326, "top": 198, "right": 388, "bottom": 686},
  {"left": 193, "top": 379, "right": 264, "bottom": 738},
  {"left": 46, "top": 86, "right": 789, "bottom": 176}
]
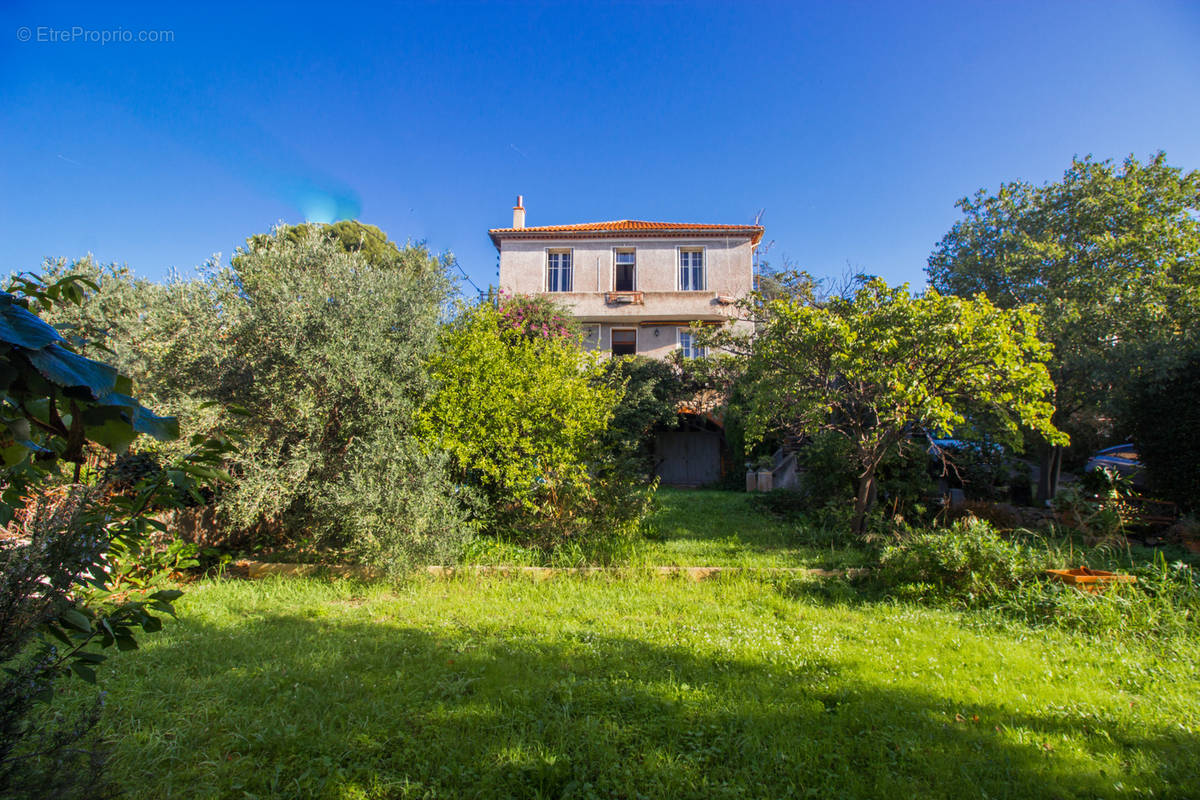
[
  {"left": 241, "top": 220, "right": 407, "bottom": 270},
  {"left": 1125, "top": 351, "right": 1200, "bottom": 509},
  {"left": 211, "top": 227, "right": 468, "bottom": 563},
  {"left": 738, "top": 279, "right": 1064, "bottom": 533},
  {"left": 927, "top": 153, "right": 1200, "bottom": 500},
  {"left": 598, "top": 355, "right": 691, "bottom": 471},
  {"left": 44, "top": 227, "right": 469, "bottom": 566}
]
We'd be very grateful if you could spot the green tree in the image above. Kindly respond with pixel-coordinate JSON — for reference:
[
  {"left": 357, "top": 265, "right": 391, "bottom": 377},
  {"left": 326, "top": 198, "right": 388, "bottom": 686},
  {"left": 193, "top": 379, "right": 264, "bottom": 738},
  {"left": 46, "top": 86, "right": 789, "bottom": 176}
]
[
  {"left": 44, "top": 227, "right": 469, "bottom": 567},
  {"left": 1125, "top": 351, "right": 1200, "bottom": 509},
  {"left": 214, "top": 227, "right": 467, "bottom": 564},
  {"left": 739, "top": 279, "right": 1063, "bottom": 533},
  {"left": 241, "top": 220, "right": 407, "bottom": 270},
  {"left": 598, "top": 355, "right": 689, "bottom": 467},
  {"left": 927, "top": 153, "right": 1200, "bottom": 500}
]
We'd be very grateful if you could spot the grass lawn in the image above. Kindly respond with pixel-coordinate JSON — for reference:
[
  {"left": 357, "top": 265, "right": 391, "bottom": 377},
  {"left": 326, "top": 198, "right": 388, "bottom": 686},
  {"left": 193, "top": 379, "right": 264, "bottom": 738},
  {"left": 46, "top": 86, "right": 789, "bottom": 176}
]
[
  {"left": 90, "top": 573, "right": 1199, "bottom": 799},
  {"left": 465, "top": 489, "right": 872, "bottom": 570},
  {"left": 639, "top": 488, "right": 871, "bottom": 569}
]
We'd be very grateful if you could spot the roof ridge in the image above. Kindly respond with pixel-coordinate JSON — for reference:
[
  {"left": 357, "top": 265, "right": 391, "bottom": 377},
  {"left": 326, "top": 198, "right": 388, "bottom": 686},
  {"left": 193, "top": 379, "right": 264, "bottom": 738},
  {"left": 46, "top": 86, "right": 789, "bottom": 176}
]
[{"left": 487, "top": 219, "right": 765, "bottom": 249}]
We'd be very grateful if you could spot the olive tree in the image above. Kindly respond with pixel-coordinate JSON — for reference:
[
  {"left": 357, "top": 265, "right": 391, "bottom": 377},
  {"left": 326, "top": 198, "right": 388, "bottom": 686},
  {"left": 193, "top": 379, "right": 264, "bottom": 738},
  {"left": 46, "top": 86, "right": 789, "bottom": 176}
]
[
  {"left": 40, "top": 226, "right": 471, "bottom": 567},
  {"left": 739, "top": 279, "right": 1064, "bottom": 532}
]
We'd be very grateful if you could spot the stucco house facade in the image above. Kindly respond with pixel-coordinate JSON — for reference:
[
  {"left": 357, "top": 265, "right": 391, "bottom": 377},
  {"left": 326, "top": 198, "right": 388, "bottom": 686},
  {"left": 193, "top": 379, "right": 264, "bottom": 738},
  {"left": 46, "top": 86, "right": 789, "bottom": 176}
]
[
  {"left": 489, "top": 197, "right": 763, "bottom": 361},
  {"left": 489, "top": 198, "right": 764, "bottom": 485}
]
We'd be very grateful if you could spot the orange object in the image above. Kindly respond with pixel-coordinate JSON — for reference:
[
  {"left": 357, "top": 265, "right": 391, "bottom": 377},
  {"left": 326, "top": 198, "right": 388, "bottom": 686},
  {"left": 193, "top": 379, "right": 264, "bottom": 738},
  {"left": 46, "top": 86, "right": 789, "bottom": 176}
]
[{"left": 1045, "top": 567, "right": 1137, "bottom": 593}]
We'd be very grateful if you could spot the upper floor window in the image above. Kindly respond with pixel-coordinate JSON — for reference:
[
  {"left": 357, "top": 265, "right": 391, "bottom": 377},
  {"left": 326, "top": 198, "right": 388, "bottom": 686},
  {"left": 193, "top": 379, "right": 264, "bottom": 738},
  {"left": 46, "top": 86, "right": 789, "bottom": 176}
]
[
  {"left": 547, "top": 250, "right": 573, "bottom": 292},
  {"left": 679, "top": 248, "right": 705, "bottom": 291},
  {"left": 678, "top": 329, "right": 706, "bottom": 359},
  {"left": 614, "top": 250, "right": 636, "bottom": 291}
]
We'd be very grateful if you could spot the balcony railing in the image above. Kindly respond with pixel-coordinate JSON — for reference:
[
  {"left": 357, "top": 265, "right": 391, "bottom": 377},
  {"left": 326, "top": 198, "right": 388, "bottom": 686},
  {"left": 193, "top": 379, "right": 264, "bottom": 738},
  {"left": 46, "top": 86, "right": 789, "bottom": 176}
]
[{"left": 604, "top": 291, "right": 644, "bottom": 305}]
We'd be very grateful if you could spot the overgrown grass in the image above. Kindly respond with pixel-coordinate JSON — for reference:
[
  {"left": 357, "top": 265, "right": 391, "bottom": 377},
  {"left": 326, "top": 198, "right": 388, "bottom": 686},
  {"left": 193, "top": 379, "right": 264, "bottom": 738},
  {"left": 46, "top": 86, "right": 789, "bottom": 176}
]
[{"left": 85, "top": 575, "right": 1199, "bottom": 799}]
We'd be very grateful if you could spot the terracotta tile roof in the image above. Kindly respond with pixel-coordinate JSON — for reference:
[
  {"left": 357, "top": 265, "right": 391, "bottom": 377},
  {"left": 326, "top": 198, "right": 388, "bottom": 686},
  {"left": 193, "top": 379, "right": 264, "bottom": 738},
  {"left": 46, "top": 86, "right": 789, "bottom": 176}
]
[{"left": 489, "top": 219, "right": 764, "bottom": 248}]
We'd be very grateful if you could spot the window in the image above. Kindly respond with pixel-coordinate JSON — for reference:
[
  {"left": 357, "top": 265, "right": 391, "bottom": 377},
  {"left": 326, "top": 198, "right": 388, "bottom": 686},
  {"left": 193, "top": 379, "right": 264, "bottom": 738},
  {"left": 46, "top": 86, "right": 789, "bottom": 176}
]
[
  {"left": 611, "top": 328, "right": 637, "bottom": 356},
  {"left": 679, "top": 248, "right": 705, "bottom": 291},
  {"left": 678, "top": 329, "right": 706, "bottom": 359},
  {"left": 614, "top": 250, "right": 636, "bottom": 291},
  {"left": 547, "top": 250, "right": 572, "bottom": 292}
]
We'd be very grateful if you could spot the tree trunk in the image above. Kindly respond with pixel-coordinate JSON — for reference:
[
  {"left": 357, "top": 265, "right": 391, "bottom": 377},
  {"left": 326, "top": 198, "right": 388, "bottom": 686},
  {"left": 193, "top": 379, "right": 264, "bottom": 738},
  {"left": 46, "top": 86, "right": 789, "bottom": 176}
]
[
  {"left": 852, "top": 470, "right": 876, "bottom": 534},
  {"left": 1036, "top": 445, "right": 1063, "bottom": 506}
]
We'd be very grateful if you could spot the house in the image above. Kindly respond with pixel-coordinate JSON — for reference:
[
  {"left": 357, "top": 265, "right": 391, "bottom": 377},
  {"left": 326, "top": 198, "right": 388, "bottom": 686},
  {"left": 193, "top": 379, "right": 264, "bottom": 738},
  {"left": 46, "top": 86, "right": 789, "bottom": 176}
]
[{"left": 489, "top": 197, "right": 764, "bottom": 485}]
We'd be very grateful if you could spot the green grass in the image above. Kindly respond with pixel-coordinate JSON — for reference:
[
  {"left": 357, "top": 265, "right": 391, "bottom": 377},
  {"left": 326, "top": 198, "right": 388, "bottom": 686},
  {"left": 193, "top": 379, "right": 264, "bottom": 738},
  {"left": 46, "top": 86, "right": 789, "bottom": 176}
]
[
  {"left": 88, "top": 574, "right": 1199, "bottom": 799},
  {"left": 639, "top": 489, "right": 870, "bottom": 569},
  {"left": 463, "top": 489, "right": 872, "bottom": 569},
  {"left": 71, "top": 491, "right": 1198, "bottom": 797}
]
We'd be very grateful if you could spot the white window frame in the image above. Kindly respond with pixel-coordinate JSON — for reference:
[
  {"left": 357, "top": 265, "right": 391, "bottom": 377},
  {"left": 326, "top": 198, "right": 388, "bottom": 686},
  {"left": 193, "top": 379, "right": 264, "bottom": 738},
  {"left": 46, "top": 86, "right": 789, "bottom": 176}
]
[
  {"left": 678, "top": 327, "right": 706, "bottom": 359},
  {"left": 610, "top": 327, "right": 638, "bottom": 356},
  {"left": 545, "top": 248, "right": 573, "bottom": 292},
  {"left": 677, "top": 246, "right": 706, "bottom": 291},
  {"left": 613, "top": 248, "right": 637, "bottom": 292}
]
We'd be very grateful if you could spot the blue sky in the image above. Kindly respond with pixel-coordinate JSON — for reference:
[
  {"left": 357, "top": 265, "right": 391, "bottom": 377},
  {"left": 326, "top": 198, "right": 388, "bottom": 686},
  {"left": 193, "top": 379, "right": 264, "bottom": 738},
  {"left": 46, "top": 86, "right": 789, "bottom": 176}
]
[{"left": 2, "top": 1, "right": 1198, "bottom": 294}]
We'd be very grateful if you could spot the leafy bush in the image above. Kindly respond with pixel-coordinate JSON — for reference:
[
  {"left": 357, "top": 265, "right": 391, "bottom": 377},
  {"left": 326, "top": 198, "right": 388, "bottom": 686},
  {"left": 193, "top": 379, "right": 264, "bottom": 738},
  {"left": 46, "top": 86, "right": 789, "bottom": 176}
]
[
  {"left": 330, "top": 433, "right": 476, "bottom": 577},
  {"left": 1052, "top": 469, "right": 1139, "bottom": 544},
  {"left": 877, "top": 519, "right": 1044, "bottom": 602},
  {"left": 796, "top": 431, "right": 856, "bottom": 509},
  {"left": 0, "top": 273, "right": 225, "bottom": 799},
  {"left": 987, "top": 553, "right": 1200, "bottom": 639},
  {"left": 497, "top": 293, "right": 579, "bottom": 341},
  {"left": 421, "top": 301, "right": 652, "bottom": 558},
  {"left": 877, "top": 517, "right": 1200, "bottom": 638},
  {"left": 792, "top": 431, "right": 934, "bottom": 524},
  {"left": 598, "top": 355, "right": 689, "bottom": 470}
]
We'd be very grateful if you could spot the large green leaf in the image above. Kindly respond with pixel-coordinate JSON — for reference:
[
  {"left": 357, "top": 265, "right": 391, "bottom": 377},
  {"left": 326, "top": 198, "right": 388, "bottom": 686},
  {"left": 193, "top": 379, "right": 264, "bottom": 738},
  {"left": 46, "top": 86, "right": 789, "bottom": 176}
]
[
  {"left": 98, "top": 392, "right": 180, "bottom": 440},
  {"left": 80, "top": 405, "right": 138, "bottom": 453},
  {"left": 0, "top": 292, "right": 66, "bottom": 350},
  {"left": 24, "top": 343, "right": 118, "bottom": 398}
]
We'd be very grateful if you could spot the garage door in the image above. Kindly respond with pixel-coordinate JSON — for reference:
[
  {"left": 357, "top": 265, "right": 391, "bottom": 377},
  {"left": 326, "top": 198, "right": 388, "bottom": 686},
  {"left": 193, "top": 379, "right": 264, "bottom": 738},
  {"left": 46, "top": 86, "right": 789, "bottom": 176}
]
[{"left": 655, "top": 430, "right": 722, "bottom": 486}]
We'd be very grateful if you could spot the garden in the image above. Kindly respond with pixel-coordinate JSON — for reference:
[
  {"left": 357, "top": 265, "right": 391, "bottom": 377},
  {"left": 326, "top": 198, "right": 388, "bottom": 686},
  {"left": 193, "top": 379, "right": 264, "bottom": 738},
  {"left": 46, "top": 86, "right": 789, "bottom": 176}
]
[{"left": 3, "top": 156, "right": 1200, "bottom": 799}]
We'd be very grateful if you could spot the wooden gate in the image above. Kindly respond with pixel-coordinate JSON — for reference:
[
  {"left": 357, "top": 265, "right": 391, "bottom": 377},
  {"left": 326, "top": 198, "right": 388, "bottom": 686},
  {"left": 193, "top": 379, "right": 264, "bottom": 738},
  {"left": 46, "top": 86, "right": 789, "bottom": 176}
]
[{"left": 654, "top": 429, "right": 722, "bottom": 486}]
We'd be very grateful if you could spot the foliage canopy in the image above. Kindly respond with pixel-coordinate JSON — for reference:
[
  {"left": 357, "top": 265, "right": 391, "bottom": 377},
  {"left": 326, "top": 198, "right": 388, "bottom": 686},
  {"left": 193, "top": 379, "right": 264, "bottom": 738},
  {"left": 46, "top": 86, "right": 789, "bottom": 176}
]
[
  {"left": 926, "top": 152, "right": 1200, "bottom": 478},
  {"left": 738, "top": 279, "right": 1062, "bottom": 530}
]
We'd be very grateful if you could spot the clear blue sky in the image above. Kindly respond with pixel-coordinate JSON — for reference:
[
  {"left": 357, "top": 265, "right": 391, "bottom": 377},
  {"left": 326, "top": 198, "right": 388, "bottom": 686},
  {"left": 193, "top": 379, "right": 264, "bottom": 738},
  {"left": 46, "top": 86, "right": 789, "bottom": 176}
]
[{"left": 3, "top": 1, "right": 1198, "bottom": 294}]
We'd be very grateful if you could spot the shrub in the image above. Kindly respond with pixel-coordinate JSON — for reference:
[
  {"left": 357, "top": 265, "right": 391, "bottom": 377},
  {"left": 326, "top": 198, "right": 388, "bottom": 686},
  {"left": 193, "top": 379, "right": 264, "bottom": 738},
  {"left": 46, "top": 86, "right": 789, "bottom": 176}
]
[
  {"left": 421, "top": 301, "right": 652, "bottom": 557},
  {"left": 877, "top": 519, "right": 1200, "bottom": 638},
  {"left": 877, "top": 519, "right": 1045, "bottom": 601},
  {"left": 748, "top": 488, "right": 810, "bottom": 521},
  {"left": 1052, "top": 470, "right": 1139, "bottom": 544},
  {"left": 498, "top": 293, "right": 579, "bottom": 341},
  {"left": 598, "top": 355, "right": 689, "bottom": 470},
  {"left": 0, "top": 273, "right": 225, "bottom": 799},
  {"left": 795, "top": 431, "right": 934, "bottom": 523},
  {"left": 796, "top": 431, "right": 857, "bottom": 509}
]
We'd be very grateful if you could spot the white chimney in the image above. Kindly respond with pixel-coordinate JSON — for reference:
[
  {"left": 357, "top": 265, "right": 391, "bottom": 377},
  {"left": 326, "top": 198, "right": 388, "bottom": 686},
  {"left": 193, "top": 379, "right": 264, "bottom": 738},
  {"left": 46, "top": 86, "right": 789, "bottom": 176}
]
[{"left": 512, "top": 195, "right": 525, "bottom": 229}]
